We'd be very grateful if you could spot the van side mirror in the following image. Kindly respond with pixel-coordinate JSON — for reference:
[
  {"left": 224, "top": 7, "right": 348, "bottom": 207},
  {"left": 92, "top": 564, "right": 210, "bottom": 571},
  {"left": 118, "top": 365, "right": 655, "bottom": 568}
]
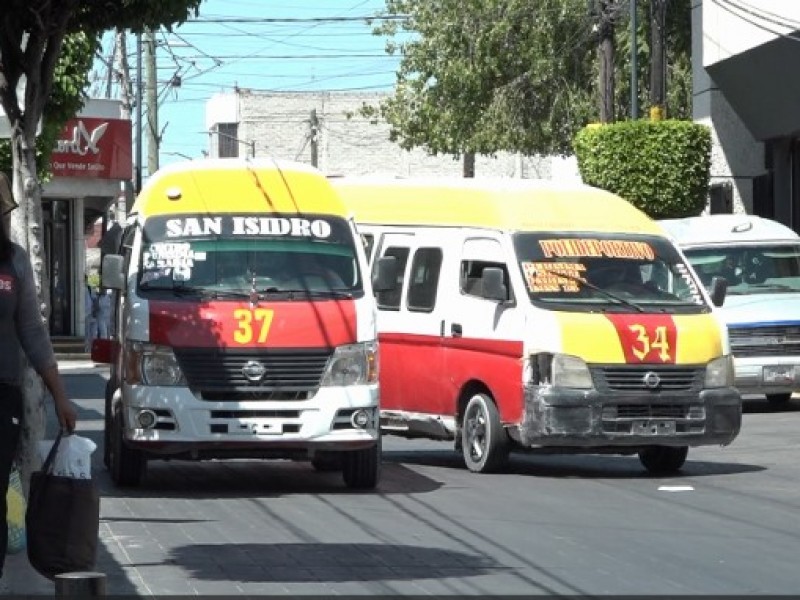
[
  {"left": 709, "top": 276, "right": 727, "bottom": 307},
  {"left": 101, "top": 254, "right": 125, "bottom": 291},
  {"left": 373, "top": 256, "right": 398, "bottom": 292},
  {"left": 481, "top": 267, "right": 507, "bottom": 302}
]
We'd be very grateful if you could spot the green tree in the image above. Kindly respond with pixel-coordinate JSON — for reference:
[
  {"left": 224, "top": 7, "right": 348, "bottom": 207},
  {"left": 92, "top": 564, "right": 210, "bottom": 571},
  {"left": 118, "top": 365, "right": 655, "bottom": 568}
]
[
  {"left": 367, "top": 0, "right": 692, "bottom": 161},
  {"left": 366, "top": 0, "right": 597, "bottom": 158},
  {"left": 0, "top": 0, "right": 201, "bottom": 487}
]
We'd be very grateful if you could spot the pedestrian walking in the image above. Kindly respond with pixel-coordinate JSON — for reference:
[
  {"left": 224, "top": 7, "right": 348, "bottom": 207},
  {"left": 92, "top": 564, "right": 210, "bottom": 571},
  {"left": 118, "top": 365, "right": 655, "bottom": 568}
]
[
  {"left": 0, "top": 201, "right": 78, "bottom": 588},
  {"left": 84, "top": 280, "right": 99, "bottom": 351},
  {"left": 97, "top": 288, "right": 112, "bottom": 339}
]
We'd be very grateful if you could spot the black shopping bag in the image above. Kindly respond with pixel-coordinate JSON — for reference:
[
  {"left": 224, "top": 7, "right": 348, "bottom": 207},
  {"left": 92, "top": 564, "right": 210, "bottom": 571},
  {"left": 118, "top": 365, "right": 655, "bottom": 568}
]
[{"left": 25, "top": 430, "right": 100, "bottom": 580}]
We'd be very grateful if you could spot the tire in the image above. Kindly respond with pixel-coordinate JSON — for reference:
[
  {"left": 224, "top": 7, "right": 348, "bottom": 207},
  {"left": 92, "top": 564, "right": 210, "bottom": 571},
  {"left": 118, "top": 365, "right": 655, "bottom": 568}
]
[
  {"left": 342, "top": 438, "right": 381, "bottom": 490},
  {"left": 109, "top": 407, "right": 147, "bottom": 487},
  {"left": 638, "top": 446, "right": 688, "bottom": 474},
  {"left": 311, "top": 453, "right": 342, "bottom": 472},
  {"left": 766, "top": 393, "right": 792, "bottom": 406},
  {"left": 461, "top": 393, "right": 509, "bottom": 473}
]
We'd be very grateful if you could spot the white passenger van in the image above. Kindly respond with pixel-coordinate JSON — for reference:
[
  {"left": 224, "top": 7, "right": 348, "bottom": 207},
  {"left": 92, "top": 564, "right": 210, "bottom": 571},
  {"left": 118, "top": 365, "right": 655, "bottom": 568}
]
[
  {"left": 660, "top": 214, "right": 800, "bottom": 406},
  {"left": 332, "top": 176, "right": 741, "bottom": 475},
  {"left": 92, "top": 159, "right": 383, "bottom": 489}
]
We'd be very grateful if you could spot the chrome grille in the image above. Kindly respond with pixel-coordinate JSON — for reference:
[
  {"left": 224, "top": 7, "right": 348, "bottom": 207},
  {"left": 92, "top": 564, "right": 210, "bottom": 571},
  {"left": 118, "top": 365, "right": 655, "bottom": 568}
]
[
  {"left": 728, "top": 325, "right": 800, "bottom": 357},
  {"left": 592, "top": 365, "right": 704, "bottom": 392},
  {"left": 174, "top": 348, "right": 332, "bottom": 396}
]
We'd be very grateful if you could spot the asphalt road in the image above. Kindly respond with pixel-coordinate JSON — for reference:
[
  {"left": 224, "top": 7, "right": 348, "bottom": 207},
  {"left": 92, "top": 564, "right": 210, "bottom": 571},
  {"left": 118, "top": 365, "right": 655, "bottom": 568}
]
[{"left": 8, "top": 362, "right": 800, "bottom": 596}]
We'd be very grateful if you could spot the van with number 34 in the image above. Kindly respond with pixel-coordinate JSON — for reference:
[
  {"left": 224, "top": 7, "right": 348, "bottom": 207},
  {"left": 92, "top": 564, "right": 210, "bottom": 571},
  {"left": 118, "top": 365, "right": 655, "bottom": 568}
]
[
  {"left": 93, "top": 159, "right": 384, "bottom": 489},
  {"left": 332, "top": 177, "right": 742, "bottom": 475}
]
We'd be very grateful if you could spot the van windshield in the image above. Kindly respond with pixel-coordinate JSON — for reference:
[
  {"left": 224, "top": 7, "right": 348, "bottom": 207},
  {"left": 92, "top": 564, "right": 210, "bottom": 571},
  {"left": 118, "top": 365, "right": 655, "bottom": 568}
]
[
  {"left": 682, "top": 244, "right": 800, "bottom": 295},
  {"left": 136, "top": 213, "right": 362, "bottom": 298},
  {"left": 512, "top": 232, "right": 708, "bottom": 313}
]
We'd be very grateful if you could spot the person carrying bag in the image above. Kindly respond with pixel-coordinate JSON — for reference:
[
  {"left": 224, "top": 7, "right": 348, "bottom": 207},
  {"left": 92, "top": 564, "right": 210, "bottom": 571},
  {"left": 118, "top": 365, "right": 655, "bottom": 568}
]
[
  {"left": 26, "top": 430, "right": 100, "bottom": 580},
  {"left": 0, "top": 174, "right": 78, "bottom": 587}
]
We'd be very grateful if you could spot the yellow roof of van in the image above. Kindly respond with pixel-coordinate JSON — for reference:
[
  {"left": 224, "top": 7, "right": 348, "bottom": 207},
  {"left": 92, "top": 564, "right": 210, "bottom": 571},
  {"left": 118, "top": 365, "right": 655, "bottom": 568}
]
[
  {"left": 331, "top": 176, "right": 664, "bottom": 235},
  {"left": 132, "top": 158, "right": 348, "bottom": 219}
]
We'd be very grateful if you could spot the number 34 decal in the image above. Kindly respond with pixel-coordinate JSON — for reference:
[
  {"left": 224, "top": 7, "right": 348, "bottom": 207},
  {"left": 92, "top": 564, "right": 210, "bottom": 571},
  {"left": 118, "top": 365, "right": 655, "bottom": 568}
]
[
  {"left": 628, "top": 324, "right": 672, "bottom": 362},
  {"left": 233, "top": 308, "right": 275, "bottom": 344}
]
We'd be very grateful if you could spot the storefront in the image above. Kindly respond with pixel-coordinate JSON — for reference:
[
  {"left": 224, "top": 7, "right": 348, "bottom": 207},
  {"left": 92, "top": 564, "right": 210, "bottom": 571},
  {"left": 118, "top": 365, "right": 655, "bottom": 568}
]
[{"left": 42, "top": 98, "right": 132, "bottom": 336}]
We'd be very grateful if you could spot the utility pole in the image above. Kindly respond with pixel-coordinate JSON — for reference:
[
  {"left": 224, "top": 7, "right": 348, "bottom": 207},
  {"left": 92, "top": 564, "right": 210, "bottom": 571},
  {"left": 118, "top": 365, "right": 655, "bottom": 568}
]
[
  {"left": 135, "top": 32, "right": 143, "bottom": 194},
  {"left": 630, "top": 0, "right": 638, "bottom": 119},
  {"left": 144, "top": 27, "right": 159, "bottom": 177},
  {"left": 649, "top": 0, "right": 668, "bottom": 120},
  {"left": 596, "top": 0, "right": 617, "bottom": 123},
  {"left": 309, "top": 108, "right": 318, "bottom": 167}
]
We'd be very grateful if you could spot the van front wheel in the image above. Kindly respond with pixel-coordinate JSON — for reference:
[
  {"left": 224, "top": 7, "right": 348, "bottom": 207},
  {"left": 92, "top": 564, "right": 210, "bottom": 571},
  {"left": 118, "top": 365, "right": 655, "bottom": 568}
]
[
  {"left": 462, "top": 393, "right": 508, "bottom": 473},
  {"left": 638, "top": 445, "right": 688, "bottom": 474},
  {"left": 342, "top": 438, "right": 381, "bottom": 489},
  {"left": 109, "top": 407, "right": 147, "bottom": 487}
]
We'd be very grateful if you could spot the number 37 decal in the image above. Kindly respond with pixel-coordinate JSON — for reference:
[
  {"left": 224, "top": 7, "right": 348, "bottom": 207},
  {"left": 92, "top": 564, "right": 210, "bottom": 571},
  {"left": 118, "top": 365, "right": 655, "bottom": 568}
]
[{"left": 233, "top": 308, "right": 275, "bottom": 344}]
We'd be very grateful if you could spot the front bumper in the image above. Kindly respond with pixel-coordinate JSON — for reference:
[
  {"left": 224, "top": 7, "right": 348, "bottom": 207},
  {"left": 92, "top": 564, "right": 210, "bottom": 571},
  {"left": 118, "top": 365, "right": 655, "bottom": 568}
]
[
  {"left": 733, "top": 355, "right": 800, "bottom": 396},
  {"left": 515, "top": 385, "right": 741, "bottom": 449},
  {"left": 119, "top": 383, "right": 379, "bottom": 456}
]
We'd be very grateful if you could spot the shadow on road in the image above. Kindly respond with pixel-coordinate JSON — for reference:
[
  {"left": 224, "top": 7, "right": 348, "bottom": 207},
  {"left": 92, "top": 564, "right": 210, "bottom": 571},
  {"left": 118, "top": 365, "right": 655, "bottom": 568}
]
[
  {"left": 93, "top": 460, "right": 443, "bottom": 499},
  {"left": 385, "top": 447, "right": 765, "bottom": 479},
  {"left": 165, "top": 542, "right": 503, "bottom": 582}
]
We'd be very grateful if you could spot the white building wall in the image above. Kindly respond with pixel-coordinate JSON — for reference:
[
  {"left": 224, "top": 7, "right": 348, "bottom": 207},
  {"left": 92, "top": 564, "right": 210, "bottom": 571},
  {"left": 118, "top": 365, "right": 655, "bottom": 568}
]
[
  {"left": 210, "top": 90, "right": 568, "bottom": 181},
  {"left": 692, "top": 0, "right": 765, "bottom": 214}
]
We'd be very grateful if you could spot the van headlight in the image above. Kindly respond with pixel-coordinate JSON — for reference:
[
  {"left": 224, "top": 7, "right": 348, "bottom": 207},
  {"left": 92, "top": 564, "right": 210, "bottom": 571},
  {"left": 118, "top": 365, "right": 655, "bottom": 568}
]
[
  {"left": 551, "top": 354, "right": 594, "bottom": 390},
  {"left": 705, "top": 354, "right": 734, "bottom": 388},
  {"left": 320, "top": 342, "right": 378, "bottom": 387},
  {"left": 125, "top": 342, "right": 186, "bottom": 386}
]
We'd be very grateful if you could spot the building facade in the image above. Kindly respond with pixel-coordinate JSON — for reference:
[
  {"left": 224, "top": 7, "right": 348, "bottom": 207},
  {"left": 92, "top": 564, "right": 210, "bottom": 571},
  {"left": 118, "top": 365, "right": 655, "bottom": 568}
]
[
  {"left": 41, "top": 98, "right": 132, "bottom": 336},
  {"left": 694, "top": 0, "right": 800, "bottom": 230},
  {"left": 204, "top": 90, "right": 580, "bottom": 182}
]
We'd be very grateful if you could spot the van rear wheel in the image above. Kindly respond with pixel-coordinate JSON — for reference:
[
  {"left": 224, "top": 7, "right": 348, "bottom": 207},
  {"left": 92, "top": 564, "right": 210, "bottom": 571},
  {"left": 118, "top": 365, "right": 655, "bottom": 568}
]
[
  {"left": 638, "top": 446, "right": 688, "bottom": 474},
  {"left": 766, "top": 393, "right": 792, "bottom": 406},
  {"left": 462, "top": 393, "right": 509, "bottom": 473},
  {"left": 109, "top": 407, "right": 147, "bottom": 487}
]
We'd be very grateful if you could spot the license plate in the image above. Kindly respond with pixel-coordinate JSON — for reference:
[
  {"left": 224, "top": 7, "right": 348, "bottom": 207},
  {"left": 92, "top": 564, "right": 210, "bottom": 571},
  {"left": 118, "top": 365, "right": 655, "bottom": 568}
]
[
  {"left": 633, "top": 420, "right": 676, "bottom": 436},
  {"left": 763, "top": 365, "right": 797, "bottom": 384},
  {"left": 234, "top": 420, "right": 281, "bottom": 435}
]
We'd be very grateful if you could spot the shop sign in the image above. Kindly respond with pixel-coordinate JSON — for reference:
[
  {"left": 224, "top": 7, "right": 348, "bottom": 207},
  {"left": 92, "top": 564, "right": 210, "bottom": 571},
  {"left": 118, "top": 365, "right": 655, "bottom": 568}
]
[{"left": 50, "top": 117, "right": 132, "bottom": 180}]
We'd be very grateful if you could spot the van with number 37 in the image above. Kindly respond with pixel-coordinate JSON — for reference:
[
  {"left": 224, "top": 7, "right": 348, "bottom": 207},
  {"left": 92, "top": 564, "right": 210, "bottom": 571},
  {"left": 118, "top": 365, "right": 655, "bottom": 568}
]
[
  {"left": 332, "top": 177, "right": 742, "bottom": 475},
  {"left": 92, "top": 159, "right": 385, "bottom": 489}
]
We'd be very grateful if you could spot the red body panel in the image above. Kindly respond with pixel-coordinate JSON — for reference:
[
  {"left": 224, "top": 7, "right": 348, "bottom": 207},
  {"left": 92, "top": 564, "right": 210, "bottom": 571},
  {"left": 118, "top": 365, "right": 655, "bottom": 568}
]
[
  {"left": 148, "top": 299, "right": 357, "bottom": 348},
  {"left": 379, "top": 332, "right": 524, "bottom": 423}
]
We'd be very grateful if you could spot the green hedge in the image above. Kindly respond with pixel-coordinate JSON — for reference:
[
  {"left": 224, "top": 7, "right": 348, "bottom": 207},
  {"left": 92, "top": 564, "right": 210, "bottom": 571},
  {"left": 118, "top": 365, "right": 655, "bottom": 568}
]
[{"left": 573, "top": 120, "right": 711, "bottom": 219}]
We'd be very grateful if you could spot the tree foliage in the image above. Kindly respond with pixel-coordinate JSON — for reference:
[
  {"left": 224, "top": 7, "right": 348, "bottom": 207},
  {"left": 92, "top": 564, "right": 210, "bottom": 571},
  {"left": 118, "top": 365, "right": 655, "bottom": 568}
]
[
  {"left": 368, "top": 0, "right": 692, "bottom": 157},
  {"left": 0, "top": 33, "right": 97, "bottom": 180}
]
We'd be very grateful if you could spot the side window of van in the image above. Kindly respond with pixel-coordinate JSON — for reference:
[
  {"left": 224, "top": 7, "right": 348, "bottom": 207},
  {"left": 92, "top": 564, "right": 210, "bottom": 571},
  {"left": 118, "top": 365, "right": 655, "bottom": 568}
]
[
  {"left": 460, "top": 260, "right": 511, "bottom": 301},
  {"left": 407, "top": 247, "right": 443, "bottom": 312},
  {"left": 376, "top": 246, "right": 410, "bottom": 310}
]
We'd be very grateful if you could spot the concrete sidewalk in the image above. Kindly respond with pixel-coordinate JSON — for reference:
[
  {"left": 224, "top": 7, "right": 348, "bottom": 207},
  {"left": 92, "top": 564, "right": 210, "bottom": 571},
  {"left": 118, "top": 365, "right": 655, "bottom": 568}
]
[{"left": 4, "top": 549, "right": 55, "bottom": 595}]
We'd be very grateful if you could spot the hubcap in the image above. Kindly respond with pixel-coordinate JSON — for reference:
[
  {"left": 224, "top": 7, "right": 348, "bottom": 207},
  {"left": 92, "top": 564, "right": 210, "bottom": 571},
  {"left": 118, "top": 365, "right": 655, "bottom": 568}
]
[{"left": 466, "top": 403, "right": 487, "bottom": 461}]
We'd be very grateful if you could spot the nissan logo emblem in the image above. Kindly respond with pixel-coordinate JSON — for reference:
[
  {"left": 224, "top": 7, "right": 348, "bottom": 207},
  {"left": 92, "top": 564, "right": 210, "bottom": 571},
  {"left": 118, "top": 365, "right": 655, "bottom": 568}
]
[
  {"left": 642, "top": 371, "right": 661, "bottom": 389},
  {"left": 242, "top": 360, "right": 267, "bottom": 383}
]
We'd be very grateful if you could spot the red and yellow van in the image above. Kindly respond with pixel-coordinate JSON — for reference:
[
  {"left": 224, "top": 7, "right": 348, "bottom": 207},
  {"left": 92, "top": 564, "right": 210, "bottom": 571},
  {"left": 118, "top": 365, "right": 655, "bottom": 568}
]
[
  {"left": 94, "top": 159, "right": 381, "bottom": 488},
  {"left": 332, "top": 176, "right": 742, "bottom": 474}
]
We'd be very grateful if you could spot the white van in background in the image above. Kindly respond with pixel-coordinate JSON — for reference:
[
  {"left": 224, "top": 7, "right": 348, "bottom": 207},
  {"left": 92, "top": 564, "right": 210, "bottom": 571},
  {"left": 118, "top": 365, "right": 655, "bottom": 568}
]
[{"left": 660, "top": 215, "right": 800, "bottom": 406}]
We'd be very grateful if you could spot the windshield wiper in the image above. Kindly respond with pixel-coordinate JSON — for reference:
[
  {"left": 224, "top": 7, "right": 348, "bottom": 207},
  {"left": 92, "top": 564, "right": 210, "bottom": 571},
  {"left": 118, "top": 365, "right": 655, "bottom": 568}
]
[
  {"left": 172, "top": 284, "right": 250, "bottom": 300},
  {"left": 545, "top": 271, "right": 645, "bottom": 312},
  {"left": 744, "top": 283, "right": 797, "bottom": 292},
  {"left": 261, "top": 288, "right": 354, "bottom": 299}
]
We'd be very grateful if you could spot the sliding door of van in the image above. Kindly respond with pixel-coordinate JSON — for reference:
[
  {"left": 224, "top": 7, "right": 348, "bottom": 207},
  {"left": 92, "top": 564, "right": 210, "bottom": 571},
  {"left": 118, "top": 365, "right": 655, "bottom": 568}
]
[
  {"left": 442, "top": 236, "right": 525, "bottom": 423},
  {"left": 373, "top": 231, "right": 450, "bottom": 417}
]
